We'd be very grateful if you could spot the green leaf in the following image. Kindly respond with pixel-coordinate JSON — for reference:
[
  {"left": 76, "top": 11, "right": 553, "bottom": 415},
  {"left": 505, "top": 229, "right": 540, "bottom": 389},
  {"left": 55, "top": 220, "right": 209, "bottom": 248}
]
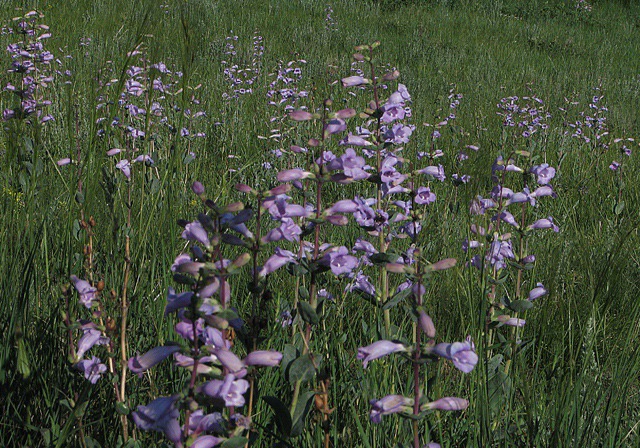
[
  {"left": 288, "top": 354, "right": 317, "bottom": 384},
  {"left": 369, "top": 252, "right": 400, "bottom": 265},
  {"left": 298, "top": 301, "right": 319, "bottom": 325},
  {"left": 298, "top": 285, "right": 309, "bottom": 301},
  {"left": 263, "top": 396, "right": 292, "bottom": 437},
  {"left": 383, "top": 286, "right": 411, "bottom": 310},
  {"left": 281, "top": 344, "right": 298, "bottom": 379},
  {"left": 615, "top": 201, "right": 625, "bottom": 215},
  {"left": 291, "top": 391, "right": 315, "bottom": 437},
  {"left": 115, "top": 402, "right": 130, "bottom": 415},
  {"left": 221, "top": 436, "right": 248, "bottom": 448},
  {"left": 508, "top": 299, "right": 534, "bottom": 313}
]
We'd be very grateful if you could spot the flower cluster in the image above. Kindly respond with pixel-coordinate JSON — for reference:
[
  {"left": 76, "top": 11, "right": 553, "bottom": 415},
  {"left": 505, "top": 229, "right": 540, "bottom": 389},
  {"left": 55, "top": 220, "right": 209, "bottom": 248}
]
[
  {"left": 130, "top": 183, "right": 283, "bottom": 446},
  {"left": 221, "top": 31, "right": 264, "bottom": 100},
  {"left": 2, "top": 11, "right": 60, "bottom": 125}
]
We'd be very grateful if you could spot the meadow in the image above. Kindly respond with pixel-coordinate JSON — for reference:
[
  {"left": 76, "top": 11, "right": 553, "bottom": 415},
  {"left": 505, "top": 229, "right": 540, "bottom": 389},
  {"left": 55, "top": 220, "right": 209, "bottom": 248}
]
[{"left": 1, "top": 0, "right": 640, "bottom": 446}]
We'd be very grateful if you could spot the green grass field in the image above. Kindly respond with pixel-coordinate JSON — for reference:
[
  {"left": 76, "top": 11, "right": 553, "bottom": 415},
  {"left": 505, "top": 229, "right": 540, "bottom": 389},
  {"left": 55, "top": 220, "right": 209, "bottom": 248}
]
[{"left": 1, "top": 0, "right": 640, "bottom": 446}]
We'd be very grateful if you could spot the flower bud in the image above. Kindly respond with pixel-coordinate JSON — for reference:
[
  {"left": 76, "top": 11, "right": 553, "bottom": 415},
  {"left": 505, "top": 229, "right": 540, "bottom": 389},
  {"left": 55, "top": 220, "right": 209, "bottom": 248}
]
[{"left": 417, "top": 307, "right": 436, "bottom": 338}]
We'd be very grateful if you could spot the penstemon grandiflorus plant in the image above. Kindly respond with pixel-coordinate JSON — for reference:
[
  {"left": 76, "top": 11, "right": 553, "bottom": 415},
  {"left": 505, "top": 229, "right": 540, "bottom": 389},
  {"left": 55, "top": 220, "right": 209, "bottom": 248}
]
[
  {"left": 462, "top": 93, "right": 558, "bottom": 437},
  {"left": 129, "top": 181, "right": 283, "bottom": 447}
]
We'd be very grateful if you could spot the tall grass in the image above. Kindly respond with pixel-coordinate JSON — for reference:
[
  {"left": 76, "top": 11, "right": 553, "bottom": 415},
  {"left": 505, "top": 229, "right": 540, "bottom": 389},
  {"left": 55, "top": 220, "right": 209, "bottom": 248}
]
[{"left": 1, "top": 0, "right": 639, "bottom": 446}]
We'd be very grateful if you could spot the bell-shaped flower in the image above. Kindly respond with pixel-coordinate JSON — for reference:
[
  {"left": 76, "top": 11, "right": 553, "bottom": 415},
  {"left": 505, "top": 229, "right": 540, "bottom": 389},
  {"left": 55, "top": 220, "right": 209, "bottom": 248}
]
[
  {"left": 528, "top": 282, "right": 547, "bottom": 301},
  {"left": 128, "top": 345, "right": 182, "bottom": 376},
  {"left": 341, "top": 76, "right": 368, "bottom": 87},
  {"left": 182, "top": 221, "right": 210, "bottom": 248},
  {"left": 70, "top": 276, "right": 99, "bottom": 308},
  {"left": 165, "top": 288, "right": 194, "bottom": 315},
  {"left": 190, "top": 435, "right": 224, "bottom": 448},
  {"left": 417, "top": 307, "right": 436, "bottom": 338},
  {"left": 76, "top": 356, "right": 107, "bottom": 384},
  {"left": 531, "top": 163, "right": 556, "bottom": 185},
  {"left": 357, "top": 340, "right": 408, "bottom": 368},
  {"left": 417, "top": 165, "right": 446, "bottom": 182},
  {"left": 277, "top": 168, "right": 314, "bottom": 182},
  {"left": 213, "top": 348, "right": 245, "bottom": 375},
  {"left": 415, "top": 186, "right": 436, "bottom": 205},
  {"left": 496, "top": 315, "right": 526, "bottom": 327},
  {"left": 429, "top": 337, "right": 478, "bottom": 373},
  {"left": 369, "top": 395, "right": 414, "bottom": 423},
  {"left": 244, "top": 350, "right": 283, "bottom": 367},
  {"left": 75, "top": 325, "right": 109, "bottom": 361},
  {"left": 115, "top": 159, "right": 131, "bottom": 179},
  {"left": 528, "top": 217, "right": 559, "bottom": 232},
  {"left": 422, "top": 397, "right": 469, "bottom": 411},
  {"left": 131, "top": 395, "right": 182, "bottom": 446},
  {"left": 324, "top": 246, "right": 358, "bottom": 276},
  {"left": 200, "top": 373, "right": 249, "bottom": 407},
  {"left": 259, "top": 248, "right": 297, "bottom": 277}
]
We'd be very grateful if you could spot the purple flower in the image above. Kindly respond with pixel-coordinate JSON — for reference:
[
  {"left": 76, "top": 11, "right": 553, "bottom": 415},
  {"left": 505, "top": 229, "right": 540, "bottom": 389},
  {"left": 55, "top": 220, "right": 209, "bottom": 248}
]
[
  {"left": 164, "top": 287, "right": 193, "bottom": 316},
  {"left": 380, "top": 102, "right": 406, "bottom": 123},
  {"left": 486, "top": 239, "right": 515, "bottom": 270},
  {"left": 70, "top": 275, "right": 98, "bottom": 308},
  {"left": 341, "top": 76, "right": 368, "bottom": 87},
  {"left": 418, "top": 308, "right": 436, "bottom": 338},
  {"left": 115, "top": 159, "right": 131, "bottom": 179},
  {"left": 528, "top": 282, "right": 547, "bottom": 301},
  {"left": 415, "top": 186, "right": 436, "bottom": 205},
  {"left": 496, "top": 315, "right": 526, "bottom": 327},
  {"left": 76, "top": 325, "right": 109, "bottom": 361},
  {"left": 289, "top": 110, "right": 314, "bottom": 121},
  {"left": 352, "top": 238, "right": 378, "bottom": 257},
  {"left": 429, "top": 337, "right": 478, "bottom": 373},
  {"left": 128, "top": 345, "right": 182, "bottom": 375},
  {"left": 325, "top": 118, "right": 347, "bottom": 135},
  {"left": 357, "top": 340, "right": 408, "bottom": 368},
  {"left": 349, "top": 271, "right": 376, "bottom": 296},
  {"left": 57, "top": 157, "right": 71, "bottom": 166},
  {"left": 200, "top": 374, "right": 249, "bottom": 407},
  {"left": 369, "top": 395, "right": 414, "bottom": 423},
  {"left": 76, "top": 356, "right": 107, "bottom": 384},
  {"left": 244, "top": 350, "right": 282, "bottom": 367},
  {"left": 340, "top": 133, "right": 372, "bottom": 146},
  {"left": 190, "top": 435, "right": 224, "bottom": 448},
  {"left": 132, "top": 395, "right": 182, "bottom": 446},
  {"left": 340, "top": 148, "right": 370, "bottom": 180},
  {"left": 422, "top": 397, "right": 469, "bottom": 411},
  {"left": 531, "top": 163, "right": 556, "bottom": 185},
  {"left": 609, "top": 161, "right": 620, "bottom": 171},
  {"left": 214, "top": 348, "right": 246, "bottom": 374},
  {"left": 494, "top": 210, "right": 519, "bottom": 228},
  {"left": 418, "top": 165, "right": 446, "bottom": 182},
  {"left": 261, "top": 218, "right": 301, "bottom": 243},
  {"left": 259, "top": 247, "right": 297, "bottom": 277},
  {"left": 528, "top": 217, "right": 559, "bottom": 232},
  {"left": 277, "top": 168, "right": 313, "bottom": 182},
  {"left": 182, "top": 221, "right": 211, "bottom": 247},
  {"left": 326, "top": 246, "right": 358, "bottom": 276}
]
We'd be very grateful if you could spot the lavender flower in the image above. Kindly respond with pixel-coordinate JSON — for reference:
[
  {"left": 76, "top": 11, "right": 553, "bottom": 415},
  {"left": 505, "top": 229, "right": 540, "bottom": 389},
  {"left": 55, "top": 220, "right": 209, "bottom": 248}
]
[
  {"left": 76, "top": 356, "right": 107, "bottom": 384},
  {"left": 259, "top": 247, "right": 297, "bottom": 277},
  {"left": 200, "top": 374, "right": 250, "bottom": 407},
  {"left": 357, "top": 340, "right": 408, "bottom": 368},
  {"left": 70, "top": 275, "right": 98, "bottom": 308},
  {"left": 428, "top": 337, "right": 478, "bottom": 373},
  {"left": 244, "top": 350, "right": 283, "bottom": 367},
  {"left": 128, "top": 345, "right": 182, "bottom": 375},
  {"left": 528, "top": 282, "right": 548, "bottom": 301},
  {"left": 369, "top": 395, "right": 414, "bottom": 423},
  {"left": 325, "top": 246, "right": 358, "bottom": 276},
  {"left": 422, "top": 397, "right": 469, "bottom": 411},
  {"left": 528, "top": 217, "right": 559, "bottom": 232},
  {"left": 132, "top": 395, "right": 182, "bottom": 446},
  {"left": 530, "top": 163, "right": 556, "bottom": 185}
]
